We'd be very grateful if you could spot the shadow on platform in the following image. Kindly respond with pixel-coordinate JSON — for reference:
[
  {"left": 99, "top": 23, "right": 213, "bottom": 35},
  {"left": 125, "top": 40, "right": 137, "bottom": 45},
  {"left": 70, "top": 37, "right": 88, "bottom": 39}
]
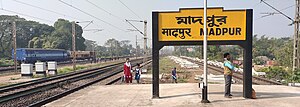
[
  {"left": 159, "top": 92, "right": 200, "bottom": 99},
  {"left": 209, "top": 91, "right": 300, "bottom": 99}
]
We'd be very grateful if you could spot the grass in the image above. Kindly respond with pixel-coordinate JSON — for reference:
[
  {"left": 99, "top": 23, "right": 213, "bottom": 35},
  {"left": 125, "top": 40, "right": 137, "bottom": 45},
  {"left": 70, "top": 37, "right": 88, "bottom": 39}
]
[
  {"left": 0, "top": 59, "right": 14, "bottom": 67},
  {"left": 208, "top": 81, "right": 222, "bottom": 84},
  {"left": 147, "top": 57, "right": 193, "bottom": 83},
  {"left": 147, "top": 57, "right": 184, "bottom": 74},
  {"left": 0, "top": 83, "right": 10, "bottom": 87},
  {"left": 32, "top": 74, "right": 47, "bottom": 78},
  {"left": 10, "top": 77, "right": 21, "bottom": 80},
  {"left": 178, "top": 78, "right": 188, "bottom": 83},
  {"left": 56, "top": 60, "right": 124, "bottom": 75}
]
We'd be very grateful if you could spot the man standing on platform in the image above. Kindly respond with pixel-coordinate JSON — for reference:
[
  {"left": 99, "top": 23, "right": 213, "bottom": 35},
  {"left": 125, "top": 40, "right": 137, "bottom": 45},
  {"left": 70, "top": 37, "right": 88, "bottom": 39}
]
[
  {"left": 223, "top": 53, "right": 235, "bottom": 98},
  {"left": 172, "top": 67, "right": 177, "bottom": 83},
  {"left": 123, "top": 58, "right": 132, "bottom": 83}
]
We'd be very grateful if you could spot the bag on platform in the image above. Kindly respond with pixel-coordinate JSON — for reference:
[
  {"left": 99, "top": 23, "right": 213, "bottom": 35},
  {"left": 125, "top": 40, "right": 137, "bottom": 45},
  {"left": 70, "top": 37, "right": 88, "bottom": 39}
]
[{"left": 252, "top": 88, "right": 256, "bottom": 99}]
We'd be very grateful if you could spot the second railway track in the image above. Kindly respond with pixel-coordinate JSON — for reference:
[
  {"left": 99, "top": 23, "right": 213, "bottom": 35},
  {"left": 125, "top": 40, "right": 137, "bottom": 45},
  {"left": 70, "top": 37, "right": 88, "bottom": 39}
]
[
  {"left": 0, "top": 57, "right": 151, "bottom": 107},
  {"left": 181, "top": 57, "right": 282, "bottom": 85}
]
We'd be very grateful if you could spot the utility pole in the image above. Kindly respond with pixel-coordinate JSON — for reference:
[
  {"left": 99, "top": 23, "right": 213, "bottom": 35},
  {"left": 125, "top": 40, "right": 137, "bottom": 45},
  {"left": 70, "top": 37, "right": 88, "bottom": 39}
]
[
  {"left": 261, "top": 0, "right": 299, "bottom": 70},
  {"left": 143, "top": 20, "right": 147, "bottom": 63},
  {"left": 12, "top": 21, "right": 17, "bottom": 72},
  {"left": 293, "top": 0, "right": 300, "bottom": 71},
  {"left": 72, "top": 21, "right": 76, "bottom": 71},
  {"left": 125, "top": 19, "right": 147, "bottom": 62}
]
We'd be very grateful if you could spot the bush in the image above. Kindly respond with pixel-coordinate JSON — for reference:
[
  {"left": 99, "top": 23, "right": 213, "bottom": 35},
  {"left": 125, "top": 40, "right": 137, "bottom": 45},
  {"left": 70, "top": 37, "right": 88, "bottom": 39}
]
[
  {"left": 253, "top": 58, "right": 265, "bottom": 65},
  {"left": 0, "top": 59, "right": 14, "bottom": 67},
  {"left": 258, "top": 66, "right": 288, "bottom": 81},
  {"left": 288, "top": 69, "right": 300, "bottom": 83}
]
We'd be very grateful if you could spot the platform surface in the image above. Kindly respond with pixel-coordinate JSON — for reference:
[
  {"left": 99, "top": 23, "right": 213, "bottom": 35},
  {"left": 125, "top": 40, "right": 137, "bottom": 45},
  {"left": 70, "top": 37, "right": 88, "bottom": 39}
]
[{"left": 44, "top": 83, "right": 300, "bottom": 107}]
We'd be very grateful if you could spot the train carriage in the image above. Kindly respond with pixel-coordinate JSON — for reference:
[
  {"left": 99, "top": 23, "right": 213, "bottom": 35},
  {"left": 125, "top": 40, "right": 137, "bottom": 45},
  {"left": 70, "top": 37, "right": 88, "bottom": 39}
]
[{"left": 13, "top": 48, "right": 70, "bottom": 63}]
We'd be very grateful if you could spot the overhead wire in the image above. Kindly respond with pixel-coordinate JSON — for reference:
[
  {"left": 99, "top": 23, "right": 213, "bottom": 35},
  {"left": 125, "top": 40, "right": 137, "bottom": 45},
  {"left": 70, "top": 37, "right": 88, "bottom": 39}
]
[
  {"left": 280, "top": 4, "right": 295, "bottom": 11},
  {"left": 85, "top": 0, "right": 124, "bottom": 21},
  {"left": 86, "top": 0, "right": 144, "bottom": 35},
  {"left": 85, "top": 0, "right": 131, "bottom": 30},
  {"left": 12, "top": 0, "right": 82, "bottom": 21},
  {"left": 118, "top": 0, "right": 142, "bottom": 20},
  {"left": 0, "top": 8, "right": 53, "bottom": 23},
  {"left": 256, "top": 1, "right": 295, "bottom": 21},
  {"left": 260, "top": 0, "right": 294, "bottom": 21},
  {"left": 89, "top": 20, "right": 121, "bottom": 38},
  {"left": 58, "top": 0, "right": 126, "bottom": 32}
]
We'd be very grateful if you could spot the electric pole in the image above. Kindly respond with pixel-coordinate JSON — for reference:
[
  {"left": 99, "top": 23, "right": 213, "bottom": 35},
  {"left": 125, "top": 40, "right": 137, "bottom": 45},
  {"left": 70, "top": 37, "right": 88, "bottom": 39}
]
[
  {"left": 12, "top": 21, "right": 17, "bottom": 72},
  {"left": 125, "top": 19, "right": 147, "bottom": 62},
  {"left": 72, "top": 21, "right": 76, "bottom": 71},
  {"left": 293, "top": 0, "right": 300, "bottom": 71},
  {"left": 261, "top": 0, "right": 299, "bottom": 70},
  {"left": 143, "top": 20, "right": 147, "bottom": 63}
]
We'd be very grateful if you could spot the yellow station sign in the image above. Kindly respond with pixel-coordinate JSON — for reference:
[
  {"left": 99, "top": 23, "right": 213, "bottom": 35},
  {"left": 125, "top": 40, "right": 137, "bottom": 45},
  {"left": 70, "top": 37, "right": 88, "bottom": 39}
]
[{"left": 158, "top": 8, "right": 247, "bottom": 41}]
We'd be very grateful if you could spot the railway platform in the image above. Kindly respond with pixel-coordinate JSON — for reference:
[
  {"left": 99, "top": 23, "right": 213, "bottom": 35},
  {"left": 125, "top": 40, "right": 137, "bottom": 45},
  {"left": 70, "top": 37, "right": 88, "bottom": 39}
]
[{"left": 44, "top": 83, "right": 300, "bottom": 107}]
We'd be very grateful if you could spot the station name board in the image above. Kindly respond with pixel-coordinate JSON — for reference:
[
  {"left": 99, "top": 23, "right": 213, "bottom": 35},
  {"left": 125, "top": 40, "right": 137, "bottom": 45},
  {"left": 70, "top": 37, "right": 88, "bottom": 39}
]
[{"left": 158, "top": 8, "right": 246, "bottom": 41}]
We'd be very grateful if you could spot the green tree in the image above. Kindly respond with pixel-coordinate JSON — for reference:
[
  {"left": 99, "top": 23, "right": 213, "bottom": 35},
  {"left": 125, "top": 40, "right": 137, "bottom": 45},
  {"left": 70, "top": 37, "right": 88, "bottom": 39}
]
[
  {"left": 105, "top": 38, "right": 121, "bottom": 57},
  {"left": 120, "top": 40, "right": 133, "bottom": 56},
  {"left": 85, "top": 39, "right": 97, "bottom": 51},
  {"left": 0, "top": 15, "right": 53, "bottom": 58},
  {"left": 259, "top": 66, "right": 288, "bottom": 81},
  {"left": 274, "top": 39, "right": 293, "bottom": 67},
  {"left": 51, "top": 19, "right": 86, "bottom": 51},
  {"left": 289, "top": 69, "right": 300, "bottom": 83}
]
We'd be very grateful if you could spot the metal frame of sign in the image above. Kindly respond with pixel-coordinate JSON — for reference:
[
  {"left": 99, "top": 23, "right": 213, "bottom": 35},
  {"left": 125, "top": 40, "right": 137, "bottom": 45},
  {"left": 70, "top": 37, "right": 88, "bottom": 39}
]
[{"left": 152, "top": 7, "right": 253, "bottom": 99}]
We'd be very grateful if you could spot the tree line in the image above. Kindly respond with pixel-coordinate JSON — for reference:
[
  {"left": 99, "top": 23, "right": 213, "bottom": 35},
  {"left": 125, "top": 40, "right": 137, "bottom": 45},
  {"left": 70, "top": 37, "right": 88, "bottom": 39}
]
[
  {"left": 173, "top": 35, "right": 292, "bottom": 67},
  {"left": 172, "top": 35, "right": 297, "bottom": 83},
  {"left": 0, "top": 15, "right": 86, "bottom": 58},
  {"left": 84, "top": 38, "right": 143, "bottom": 58},
  {"left": 0, "top": 15, "right": 143, "bottom": 59}
]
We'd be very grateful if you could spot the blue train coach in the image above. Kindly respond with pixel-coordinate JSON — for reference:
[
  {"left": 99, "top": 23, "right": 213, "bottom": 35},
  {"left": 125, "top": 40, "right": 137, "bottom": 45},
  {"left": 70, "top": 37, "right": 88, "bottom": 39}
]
[{"left": 12, "top": 48, "right": 70, "bottom": 63}]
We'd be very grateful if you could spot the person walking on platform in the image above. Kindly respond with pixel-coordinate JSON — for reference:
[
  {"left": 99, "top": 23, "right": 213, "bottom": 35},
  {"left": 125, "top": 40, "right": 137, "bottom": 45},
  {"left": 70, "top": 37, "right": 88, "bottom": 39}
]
[
  {"left": 172, "top": 67, "right": 177, "bottom": 83},
  {"left": 123, "top": 58, "right": 132, "bottom": 83},
  {"left": 135, "top": 63, "right": 142, "bottom": 84},
  {"left": 223, "top": 53, "right": 235, "bottom": 98}
]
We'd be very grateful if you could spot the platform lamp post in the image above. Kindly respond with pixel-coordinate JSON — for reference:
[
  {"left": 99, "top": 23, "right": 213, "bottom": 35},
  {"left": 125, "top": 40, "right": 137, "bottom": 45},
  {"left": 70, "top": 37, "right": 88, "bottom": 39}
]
[{"left": 201, "top": 0, "right": 210, "bottom": 103}]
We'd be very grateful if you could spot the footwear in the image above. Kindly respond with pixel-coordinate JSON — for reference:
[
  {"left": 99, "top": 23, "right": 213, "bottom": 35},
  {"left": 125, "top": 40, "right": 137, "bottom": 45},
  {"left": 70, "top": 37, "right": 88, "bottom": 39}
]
[
  {"left": 224, "top": 96, "right": 232, "bottom": 98},
  {"left": 229, "top": 94, "right": 233, "bottom": 96}
]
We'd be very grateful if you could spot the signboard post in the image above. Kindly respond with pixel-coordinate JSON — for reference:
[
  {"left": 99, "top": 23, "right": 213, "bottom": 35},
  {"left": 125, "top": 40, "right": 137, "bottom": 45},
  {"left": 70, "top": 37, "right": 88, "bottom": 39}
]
[
  {"left": 152, "top": 7, "right": 252, "bottom": 99},
  {"left": 201, "top": 0, "right": 209, "bottom": 103}
]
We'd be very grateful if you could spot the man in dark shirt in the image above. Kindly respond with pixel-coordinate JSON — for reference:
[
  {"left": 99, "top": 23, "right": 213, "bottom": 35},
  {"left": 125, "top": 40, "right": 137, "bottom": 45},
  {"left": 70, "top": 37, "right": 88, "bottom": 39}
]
[{"left": 172, "top": 67, "right": 177, "bottom": 83}]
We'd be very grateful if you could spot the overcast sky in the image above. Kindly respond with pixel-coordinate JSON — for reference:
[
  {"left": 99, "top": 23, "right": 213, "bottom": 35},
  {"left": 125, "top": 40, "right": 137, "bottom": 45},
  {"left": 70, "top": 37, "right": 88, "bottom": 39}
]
[{"left": 0, "top": 0, "right": 295, "bottom": 47}]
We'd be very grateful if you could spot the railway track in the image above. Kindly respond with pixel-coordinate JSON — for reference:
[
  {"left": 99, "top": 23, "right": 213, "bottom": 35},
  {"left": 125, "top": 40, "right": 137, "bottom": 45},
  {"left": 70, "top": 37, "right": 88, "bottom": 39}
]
[
  {"left": 181, "top": 57, "right": 282, "bottom": 85},
  {"left": 0, "top": 57, "right": 135, "bottom": 73},
  {"left": 0, "top": 60, "right": 89, "bottom": 73},
  {"left": 0, "top": 57, "right": 151, "bottom": 107}
]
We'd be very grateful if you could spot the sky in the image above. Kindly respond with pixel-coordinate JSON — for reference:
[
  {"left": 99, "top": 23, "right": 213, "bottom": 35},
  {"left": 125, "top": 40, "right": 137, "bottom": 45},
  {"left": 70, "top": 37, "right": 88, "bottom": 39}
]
[{"left": 0, "top": 0, "right": 295, "bottom": 47}]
